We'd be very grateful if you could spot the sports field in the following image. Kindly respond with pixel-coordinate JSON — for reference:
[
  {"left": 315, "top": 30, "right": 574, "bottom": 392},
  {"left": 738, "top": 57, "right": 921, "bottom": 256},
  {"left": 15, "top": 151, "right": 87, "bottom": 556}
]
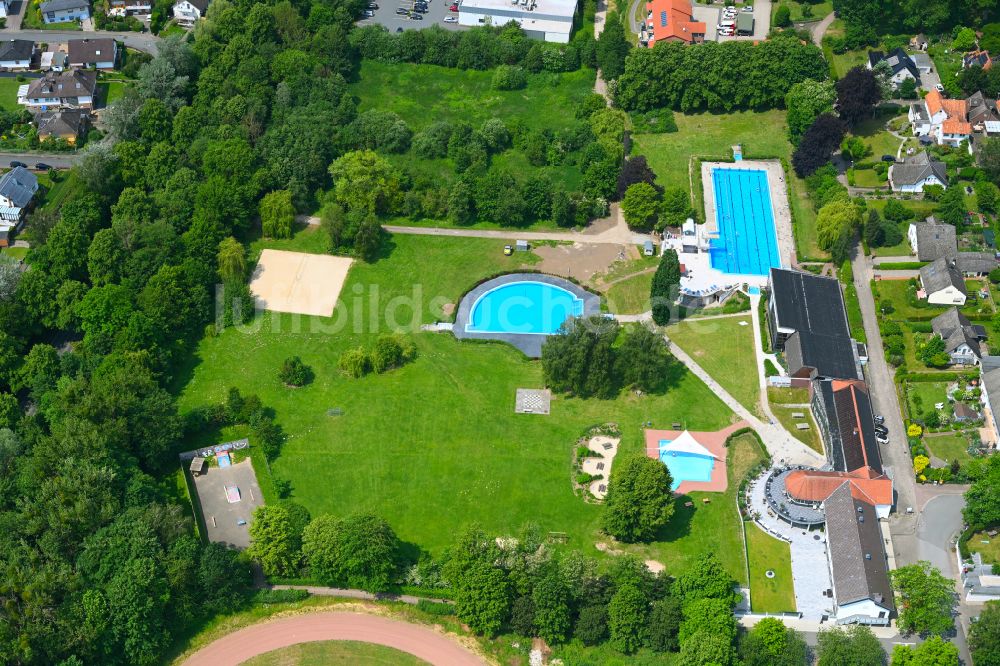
[{"left": 179, "top": 228, "right": 738, "bottom": 568}]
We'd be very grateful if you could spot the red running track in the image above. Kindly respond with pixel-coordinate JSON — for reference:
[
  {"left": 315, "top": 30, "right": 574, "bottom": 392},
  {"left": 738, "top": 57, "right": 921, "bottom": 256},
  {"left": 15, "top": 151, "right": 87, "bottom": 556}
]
[{"left": 182, "top": 611, "right": 489, "bottom": 666}]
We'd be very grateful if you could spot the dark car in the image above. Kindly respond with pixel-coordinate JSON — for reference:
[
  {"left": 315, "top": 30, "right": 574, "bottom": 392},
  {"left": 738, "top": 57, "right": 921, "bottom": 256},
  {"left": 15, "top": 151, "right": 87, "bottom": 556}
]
[
  {"left": 873, "top": 414, "right": 885, "bottom": 425},
  {"left": 396, "top": 7, "right": 408, "bottom": 13},
  {"left": 9, "top": 160, "right": 26, "bottom": 169},
  {"left": 396, "top": 26, "right": 404, "bottom": 31},
  {"left": 881, "top": 154, "right": 896, "bottom": 162},
  {"left": 33, "top": 163, "right": 51, "bottom": 171},
  {"left": 410, "top": 11, "right": 423, "bottom": 18}
]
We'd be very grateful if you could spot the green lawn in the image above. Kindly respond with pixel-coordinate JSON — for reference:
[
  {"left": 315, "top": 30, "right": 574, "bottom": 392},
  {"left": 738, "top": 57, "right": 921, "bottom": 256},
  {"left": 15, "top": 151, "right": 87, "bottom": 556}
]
[
  {"left": 969, "top": 531, "right": 1000, "bottom": 567},
  {"left": 243, "top": 640, "right": 427, "bottom": 666},
  {"left": 773, "top": 0, "right": 832, "bottom": 22},
  {"left": 826, "top": 48, "right": 869, "bottom": 79},
  {"left": 98, "top": 81, "right": 129, "bottom": 107},
  {"left": 350, "top": 60, "right": 597, "bottom": 133},
  {"left": 39, "top": 171, "right": 84, "bottom": 214},
  {"left": 852, "top": 169, "right": 885, "bottom": 188},
  {"left": 929, "top": 43, "right": 963, "bottom": 98},
  {"left": 905, "top": 381, "right": 950, "bottom": 419},
  {"left": 767, "top": 386, "right": 810, "bottom": 405},
  {"left": 771, "top": 405, "right": 824, "bottom": 455},
  {"left": 631, "top": 110, "right": 821, "bottom": 261},
  {"left": 605, "top": 271, "right": 653, "bottom": 315},
  {"left": 0, "top": 77, "right": 22, "bottom": 112},
  {"left": 179, "top": 228, "right": 736, "bottom": 562},
  {"left": 852, "top": 115, "right": 904, "bottom": 160},
  {"left": 746, "top": 523, "right": 796, "bottom": 613},
  {"left": 667, "top": 315, "right": 760, "bottom": 416},
  {"left": 595, "top": 254, "right": 659, "bottom": 283},
  {"left": 873, "top": 279, "right": 993, "bottom": 320},
  {"left": 0, "top": 246, "right": 27, "bottom": 261},
  {"left": 925, "top": 433, "right": 973, "bottom": 463}
]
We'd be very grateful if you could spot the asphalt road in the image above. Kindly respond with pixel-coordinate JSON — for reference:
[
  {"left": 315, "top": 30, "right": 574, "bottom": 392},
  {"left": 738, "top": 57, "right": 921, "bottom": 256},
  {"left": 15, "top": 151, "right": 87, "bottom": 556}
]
[
  {"left": 0, "top": 152, "right": 79, "bottom": 168},
  {"left": 1, "top": 29, "right": 160, "bottom": 54}
]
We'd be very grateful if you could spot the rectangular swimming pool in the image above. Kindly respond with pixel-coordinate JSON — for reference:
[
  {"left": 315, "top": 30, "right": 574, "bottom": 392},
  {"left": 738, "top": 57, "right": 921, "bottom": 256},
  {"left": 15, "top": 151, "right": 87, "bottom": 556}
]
[{"left": 709, "top": 168, "right": 781, "bottom": 276}]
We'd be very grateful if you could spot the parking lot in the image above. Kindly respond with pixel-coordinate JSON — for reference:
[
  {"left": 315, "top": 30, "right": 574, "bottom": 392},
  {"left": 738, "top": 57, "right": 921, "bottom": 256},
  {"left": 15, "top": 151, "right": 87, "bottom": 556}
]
[
  {"left": 359, "top": 0, "right": 464, "bottom": 34},
  {"left": 692, "top": 1, "right": 770, "bottom": 42}
]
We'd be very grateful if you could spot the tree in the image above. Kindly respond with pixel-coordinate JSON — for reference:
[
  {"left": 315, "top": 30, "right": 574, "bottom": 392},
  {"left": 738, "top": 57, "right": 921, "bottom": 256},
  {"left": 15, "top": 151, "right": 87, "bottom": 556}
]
[
  {"left": 936, "top": 186, "right": 967, "bottom": 227},
  {"left": 739, "top": 617, "right": 809, "bottom": 666},
  {"left": 836, "top": 67, "right": 882, "bottom": 127},
  {"left": 617, "top": 155, "right": 660, "bottom": 199},
  {"left": 616, "top": 325, "right": 673, "bottom": 392},
  {"left": 542, "top": 315, "right": 621, "bottom": 399},
  {"left": 793, "top": 113, "right": 847, "bottom": 177},
  {"left": 786, "top": 79, "right": 837, "bottom": 144},
  {"left": 674, "top": 553, "right": 739, "bottom": 604},
  {"left": 491, "top": 65, "right": 527, "bottom": 90},
  {"left": 898, "top": 78, "right": 918, "bottom": 99},
  {"left": 260, "top": 190, "right": 295, "bottom": 239},
  {"left": 970, "top": 600, "right": 1000, "bottom": 666},
  {"left": 279, "top": 356, "right": 312, "bottom": 386},
  {"left": 651, "top": 249, "right": 680, "bottom": 325},
  {"left": 216, "top": 237, "right": 246, "bottom": 283},
  {"left": 816, "top": 199, "right": 862, "bottom": 263},
  {"left": 977, "top": 180, "right": 1000, "bottom": 213},
  {"left": 889, "top": 561, "right": 955, "bottom": 636},
  {"left": 607, "top": 583, "right": 648, "bottom": 654},
  {"left": 816, "top": 625, "right": 886, "bottom": 666},
  {"left": 247, "top": 504, "right": 302, "bottom": 577},
  {"left": 841, "top": 135, "right": 869, "bottom": 162},
  {"left": 596, "top": 12, "right": 631, "bottom": 80},
  {"left": 329, "top": 150, "right": 403, "bottom": 216},
  {"left": 883, "top": 198, "right": 913, "bottom": 223},
  {"left": 890, "top": 636, "right": 959, "bottom": 665},
  {"left": 678, "top": 628, "right": 738, "bottom": 666},
  {"left": 979, "top": 137, "right": 1000, "bottom": 183},
  {"left": 454, "top": 560, "right": 510, "bottom": 636},
  {"left": 661, "top": 186, "right": 695, "bottom": 228},
  {"left": 301, "top": 513, "right": 400, "bottom": 592},
  {"left": 621, "top": 182, "right": 660, "bottom": 230},
  {"left": 953, "top": 27, "right": 977, "bottom": 52},
  {"left": 602, "top": 454, "right": 674, "bottom": 542},
  {"left": 647, "top": 596, "right": 682, "bottom": 652},
  {"left": 575, "top": 604, "right": 609, "bottom": 645},
  {"left": 774, "top": 4, "right": 790, "bottom": 27},
  {"left": 531, "top": 564, "right": 572, "bottom": 644}
]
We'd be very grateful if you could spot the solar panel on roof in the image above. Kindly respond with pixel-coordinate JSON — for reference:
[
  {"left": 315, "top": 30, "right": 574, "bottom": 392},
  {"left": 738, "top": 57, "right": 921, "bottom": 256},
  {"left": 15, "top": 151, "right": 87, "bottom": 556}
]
[{"left": 660, "top": 10, "right": 666, "bottom": 26}]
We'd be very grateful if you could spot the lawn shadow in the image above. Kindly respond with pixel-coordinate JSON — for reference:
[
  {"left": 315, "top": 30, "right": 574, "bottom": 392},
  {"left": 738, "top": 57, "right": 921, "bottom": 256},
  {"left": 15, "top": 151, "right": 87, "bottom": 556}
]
[
  {"left": 654, "top": 494, "right": 695, "bottom": 543},
  {"left": 370, "top": 231, "right": 398, "bottom": 265}
]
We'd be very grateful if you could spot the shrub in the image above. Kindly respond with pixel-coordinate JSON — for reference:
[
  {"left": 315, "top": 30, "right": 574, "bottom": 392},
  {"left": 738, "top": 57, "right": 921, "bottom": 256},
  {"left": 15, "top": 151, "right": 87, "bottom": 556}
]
[
  {"left": 492, "top": 65, "right": 527, "bottom": 90},
  {"left": 279, "top": 356, "right": 312, "bottom": 387},
  {"left": 774, "top": 4, "right": 791, "bottom": 27},
  {"left": 339, "top": 347, "right": 370, "bottom": 378},
  {"left": 254, "top": 588, "right": 310, "bottom": 604},
  {"left": 417, "top": 599, "right": 455, "bottom": 616}
]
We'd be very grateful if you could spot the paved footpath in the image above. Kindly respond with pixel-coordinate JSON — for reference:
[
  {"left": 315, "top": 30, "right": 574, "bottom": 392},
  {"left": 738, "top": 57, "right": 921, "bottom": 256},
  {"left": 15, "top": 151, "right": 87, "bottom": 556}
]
[{"left": 182, "top": 612, "right": 488, "bottom": 666}]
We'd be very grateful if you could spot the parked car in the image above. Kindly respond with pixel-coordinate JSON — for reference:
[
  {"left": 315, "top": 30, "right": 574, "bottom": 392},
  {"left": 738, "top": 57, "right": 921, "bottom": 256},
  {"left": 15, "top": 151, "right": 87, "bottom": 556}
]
[
  {"left": 875, "top": 433, "right": 889, "bottom": 444},
  {"left": 449, "top": 2, "right": 458, "bottom": 9},
  {"left": 935, "top": 83, "right": 945, "bottom": 92},
  {"left": 33, "top": 163, "right": 51, "bottom": 171},
  {"left": 881, "top": 154, "right": 896, "bottom": 162},
  {"left": 874, "top": 414, "right": 885, "bottom": 424},
  {"left": 9, "top": 161, "right": 26, "bottom": 169},
  {"left": 742, "top": 5, "right": 752, "bottom": 10},
  {"left": 444, "top": 15, "right": 457, "bottom": 21},
  {"left": 364, "top": 9, "right": 375, "bottom": 16},
  {"left": 396, "top": 7, "right": 409, "bottom": 13},
  {"left": 367, "top": 2, "right": 378, "bottom": 7},
  {"left": 410, "top": 11, "right": 423, "bottom": 18}
]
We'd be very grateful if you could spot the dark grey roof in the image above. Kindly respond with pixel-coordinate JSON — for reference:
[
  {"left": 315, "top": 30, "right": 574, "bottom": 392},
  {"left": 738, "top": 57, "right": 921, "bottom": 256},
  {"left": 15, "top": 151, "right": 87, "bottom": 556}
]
[
  {"left": 67, "top": 38, "right": 116, "bottom": 66},
  {"left": 24, "top": 69, "right": 96, "bottom": 100},
  {"left": 39, "top": 0, "right": 89, "bottom": 11},
  {"left": 910, "top": 102, "right": 929, "bottom": 124},
  {"left": 786, "top": 331, "right": 862, "bottom": 381},
  {"left": 920, "top": 257, "right": 966, "bottom": 296},
  {"left": 931, "top": 307, "right": 983, "bottom": 358},
  {"left": 981, "top": 356, "right": 1000, "bottom": 422},
  {"left": 769, "top": 268, "right": 851, "bottom": 339},
  {"left": 966, "top": 91, "right": 999, "bottom": 126},
  {"left": 37, "top": 109, "right": 87, "bottom": 138},
  {"left": 0, "top": 166, "right": 37, "bottom": 208},
  {"left": 956, "top": 251, "right": 996, "bottom": 275},
  {"left": 953, "top": 402, "right": 980, "bottom": 420},
  {"left": 813, "top": 379, "right": 882, "bottom": 473},
  {"left": 911, "top": 221, "right": 956, "bottom": 261},
  {"left": 891, "top": 151, "right": 948, "bottom": 187},
  {"left": 824, "top": 483, "right": 895, "bottom": 612},
  {"left": 0, "top": 40, "right": 35, "bottom": 62},
  {"left": 869, "top": 48, "right": 920, "bottom": 80}
]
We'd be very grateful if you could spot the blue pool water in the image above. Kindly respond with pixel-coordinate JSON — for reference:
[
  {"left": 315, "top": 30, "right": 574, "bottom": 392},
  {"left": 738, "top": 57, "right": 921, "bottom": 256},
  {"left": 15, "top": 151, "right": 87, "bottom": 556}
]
[
  {"left": 709, "top": 168, "right": 781, "bottom": 276},
  {"left": 466, "top": 281, "right": 584, "bottom": 335},
  {"left": 659, "top": 445, "right": 716, "bottom": 490}
]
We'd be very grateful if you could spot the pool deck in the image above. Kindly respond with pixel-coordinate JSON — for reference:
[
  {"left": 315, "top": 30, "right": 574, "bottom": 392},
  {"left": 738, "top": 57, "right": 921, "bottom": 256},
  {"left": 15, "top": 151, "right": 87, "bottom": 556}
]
[
  {"left": 643, "top": 421, "right": 748, "bottom": 494},
  {"left": 452, "top": 273, "right": 601, "bottom": 358}
]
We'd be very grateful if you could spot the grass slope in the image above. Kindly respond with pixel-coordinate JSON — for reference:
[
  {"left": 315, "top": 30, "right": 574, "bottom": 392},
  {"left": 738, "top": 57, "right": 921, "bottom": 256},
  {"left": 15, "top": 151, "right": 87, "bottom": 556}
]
[
  {"left": 667, "top": 315, "right": 760, "bottom": 416},
  {"left": 243, "top": 640, "right": 428, "bottom": 665},
  {"left": 179, "top": 229, "right": 735, "bottom": 559}
]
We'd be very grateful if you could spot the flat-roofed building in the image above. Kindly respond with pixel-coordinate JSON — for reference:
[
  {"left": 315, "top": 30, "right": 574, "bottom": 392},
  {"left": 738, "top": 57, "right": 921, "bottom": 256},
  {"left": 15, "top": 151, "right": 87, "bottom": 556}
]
[{"left": 457, "top": 0, "right": 578, "bottom": 43}]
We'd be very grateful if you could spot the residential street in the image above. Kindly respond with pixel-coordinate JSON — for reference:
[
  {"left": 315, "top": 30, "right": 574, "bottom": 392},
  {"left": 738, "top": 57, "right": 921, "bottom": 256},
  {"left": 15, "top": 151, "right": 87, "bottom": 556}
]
[{"left": 1, "top": 29, "right": 160, "bottom": 54}]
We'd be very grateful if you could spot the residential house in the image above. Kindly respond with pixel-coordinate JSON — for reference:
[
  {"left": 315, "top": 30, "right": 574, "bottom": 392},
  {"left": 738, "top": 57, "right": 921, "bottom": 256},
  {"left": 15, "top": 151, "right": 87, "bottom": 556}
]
[
  {"left": 955, "top": 251, "right": 997, "bottom": 276},
  {"left": 767, "top": 267, "right": 861, "bottom": 380},
  {"left": 966, "top": 91, "right": 1000, "bottom": 133},
  {"left": 963, "top": 49, "right": 995, "bottom": 70},
  {"left": 910, "top": 33, "right": 928, "bottom": 51},
  {"left": 18, "top": 69, "right": 96, "bottom": 110},
  {"left": 930, "top": 308, "right": 987, "bottom": 365},
  {"left": 811, "top": 378, "right": 884, "bottom": 473},
  {"left": 39, "top": 51, "right": 68, "bottom": 71},
  {"left": 37, "top": 109, "right": 88, "bottom": 144},
  {"left": 963, "top": 553, "right": 1000, "bottom": 603},
  {"left": 643, "top": 0, "right": 705, "bottom": 47},
  {"left": 0, "top": 166, "right": 39, "bottom": 247},
  {"left": 909, "top": 89, "right": 973, "bottom": 150},
  {"left": 824, "top": 483, "right": 895, "bottom": 625},
  {"left": 953, "top": 401, "right": 981, "bottom": 423},
  {"left": 39, "top": 0, "right": 91, "bottom": 23},
  {"left": 172, "top": 0, "right": 208, "bottom": 24},
  {"left": 908, "top": 219, "right": 956, "bottom": 261},
  {"left": 888, "top": 151, "right": 948, "bottom": 192},
  {"left": 67, "top": 38, "right": 117, "bottom": 70},
  {"left": 920, "top": 256, "right": 968, "bottom": 305},
  {"left": 867, "top": 48, "right": 920, "bottom": 88},
  {"left": 0, "top": 40, "right": 36, "bottom": 71},
  {"left": 981, "top": 355, "right": 1000, "bottom": 446},
  {"left": 108, "top": 0, "right": 151, "bottom": 14}
]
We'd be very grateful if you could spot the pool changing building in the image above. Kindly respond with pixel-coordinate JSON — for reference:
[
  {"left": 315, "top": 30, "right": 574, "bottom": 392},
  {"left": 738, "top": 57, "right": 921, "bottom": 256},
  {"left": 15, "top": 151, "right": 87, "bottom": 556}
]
[{"left": 457, "top": 0, "right": 578, "bottom": 43}]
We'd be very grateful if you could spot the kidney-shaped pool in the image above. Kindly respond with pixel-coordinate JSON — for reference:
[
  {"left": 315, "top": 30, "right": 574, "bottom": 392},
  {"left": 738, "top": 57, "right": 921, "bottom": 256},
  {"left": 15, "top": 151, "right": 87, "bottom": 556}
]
[{"left": 466, "top": 280, "right": 585, "bottom": 335}]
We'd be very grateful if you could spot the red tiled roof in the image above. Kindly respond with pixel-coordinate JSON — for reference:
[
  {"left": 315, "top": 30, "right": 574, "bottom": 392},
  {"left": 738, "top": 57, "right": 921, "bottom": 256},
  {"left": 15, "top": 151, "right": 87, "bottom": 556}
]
[
  {"left": 645, "top": 0, "right": 705, "bottom": 45},
  {"left": 785, "top": 467, "right": 893, "bottom": 507},
  {"left": 925, "top": 89, "right": 944, "bottom": 115},
  {"left": 942, "top": 118, "right": 972, "bottom": 135}
]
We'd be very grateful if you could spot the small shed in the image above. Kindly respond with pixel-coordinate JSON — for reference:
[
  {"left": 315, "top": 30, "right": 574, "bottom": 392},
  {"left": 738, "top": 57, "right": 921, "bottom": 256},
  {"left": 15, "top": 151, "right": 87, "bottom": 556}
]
[
  {"left": 736, "top": 12, "right": 754, "bottom": 35},
  {"left": 643, "top": 240, "right": 655, "bottom": 256},
  {"left": 190, "top": 456, "right": 206, "bottom": 476},
  {"left": 516, "top": 240, "right": 530, "bottom": 252}
]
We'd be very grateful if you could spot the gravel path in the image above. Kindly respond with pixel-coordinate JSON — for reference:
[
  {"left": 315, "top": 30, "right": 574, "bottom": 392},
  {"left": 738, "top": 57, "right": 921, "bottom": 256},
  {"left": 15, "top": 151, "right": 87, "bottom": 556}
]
[{"left": 182, "top": 611, "right": 488, "bottom": 666}]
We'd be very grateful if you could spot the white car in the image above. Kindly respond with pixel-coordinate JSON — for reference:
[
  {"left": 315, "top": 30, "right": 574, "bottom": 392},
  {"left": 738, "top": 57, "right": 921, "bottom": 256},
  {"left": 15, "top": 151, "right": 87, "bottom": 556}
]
[
  {"left": 742, "top": 5, "right": 752, "bottom": 11},
  {"left": 443, "top": 15, "right": 457, "bottom": 21},
  {"left": 935, "top": 83, "right": 945, "bottom": 92}
]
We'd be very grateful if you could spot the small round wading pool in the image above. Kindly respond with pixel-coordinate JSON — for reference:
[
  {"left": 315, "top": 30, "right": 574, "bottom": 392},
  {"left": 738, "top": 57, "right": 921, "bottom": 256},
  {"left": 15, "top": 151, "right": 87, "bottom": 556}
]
[{"left": 466, "top": 280, "right": 584, "bottom": 335}]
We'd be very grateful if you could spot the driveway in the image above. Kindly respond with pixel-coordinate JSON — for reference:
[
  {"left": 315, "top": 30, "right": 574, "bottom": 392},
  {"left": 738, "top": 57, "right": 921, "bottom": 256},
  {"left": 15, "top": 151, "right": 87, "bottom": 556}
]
[
  {"left": 4, "top": 0, "right": 27, "bottom": 30},
  {"left": 182, "top": 611, "right": 488, "bottom": 666},
  {"left": 3, "top": 29, "right": 160, "bottom": 54},
  {"left": 810, "top": 11, "right": 834, "bottom": 47}
]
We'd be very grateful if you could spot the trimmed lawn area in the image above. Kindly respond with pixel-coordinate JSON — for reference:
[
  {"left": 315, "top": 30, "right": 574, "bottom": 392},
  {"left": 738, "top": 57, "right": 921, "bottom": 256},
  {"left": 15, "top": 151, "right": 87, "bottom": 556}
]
[
  {"left": 852, "top": 169, "right": 885, "bottom": 188},
  {"left": 243, "top": 640, "right": 427, "bottom": 665},
  {"left": 925, "top": 433, "right": 973, "bottom": 464},
  {"left": 0, "top": 77, "right": 23, "bottom": 112},
  {"left": 905, "top": 381, "right": 950, "bottom": 419},
  {"left": 632, "top": 110, "right": 821, "bottom": 261},
  {"left": 39, "top": 171, "right": 84, "bottom": 214},
  {"left": 667, "top": 315, "right": 760, "bottom": 416},
  {"left": 350, "top": 60, "right": 596, "bottom": 133},
  {"left": 179, "top": 228, "right": 736, "bottom": 562},
  {"left": 852, "top": 115, "right": 904, "bottom": 160},
  {"left": 929, "top": 42, "right": 963, "bottom": 98},
  {"left": 969, "top": 531, "right": 1000, "bottom": 567},
  {"left": 0, "top": 246, "right": 27, "bottom": 261},
  {"left": 746, "top": 523, "right": 796, "bottom": 613},
  {"left": 872, "top": 279, "right": 994, "bottom": 320},
  {"left": 826, "top": 48, "right": 869, "bottom": 79},
  {"left": 771, "top": 405, "right": 823, "bottom": 455},
  {"left": 773, "top": 0, "right": 832, "bottom": 22},
  {"left": 595, "top": 253, "right": 659, "bottom": 283},
  {"left": 768, "top": 386, "right": 810, "bottom": 405},
  {"left": 605, "top": 271, "right": 653, "bottom": 315}
]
